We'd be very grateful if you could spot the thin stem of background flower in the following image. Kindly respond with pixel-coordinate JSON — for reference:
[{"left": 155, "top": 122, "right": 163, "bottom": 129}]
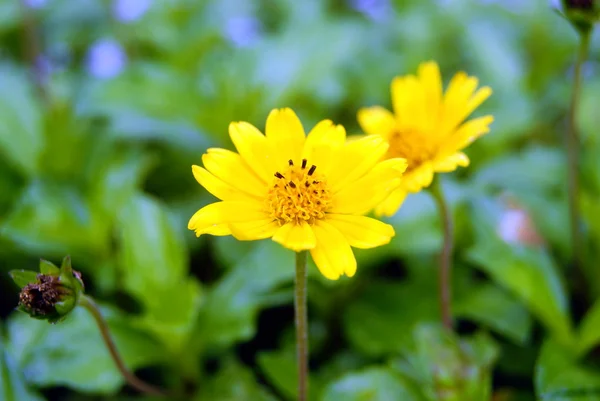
[
  {"left": 79, "top": 296, "right": 168, "bottom": 397},
  {"left": 430, "top": 177, "right": 453, "bottom": 331},
  {"left": 566, "top": 28, "right": 591, "bottom": 274},
  {"left": 19, "top": 0, "right": 48, "bottom": 104},
  {"left": 295, "top": 251, "right": 309, "bottom": 401}
]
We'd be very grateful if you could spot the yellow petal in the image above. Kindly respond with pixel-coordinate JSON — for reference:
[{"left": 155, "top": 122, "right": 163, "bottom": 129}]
[
  {"left": 188, "top": 201, "right": 267, "bottom": 236},
  {"left": 331, "top": 158, "right": 406, "bottom": 215},
  {"left": 310, "top": 221, "right": 357, "bottom": 280},
  {"left": 272, "top": 221, "right": 316, "bottom": 251},
  {"left": 441, "top": 115, "right": 494, "bottom": 154},
  {"left": 229, "top": 122, "right": 279, "bottom": 182},
  {"left": 326, "top": 214, "right": 395, "bottom": 249},
  {"left": 229, "top": 219, "right": 279, "bottom": 241},
  {"left": 357, "top": 106, "right": 396, "bottom": 137},
  {"left": 374, "top": 187, "right": 408, "bottom": 217},
  {"left": 301, "top": 120, "right": 346, "bottom": 178},
  {"left": 433, "top": 152, "right": 470, "bottom": 172},
  {"left": 202, "top": 224, "right": 231, "bottom": 236},
  {"left": 192, "top": 165, "right": 258, "bottom": 202},
  {"left": 402, "top": 162, "right": 434, "bottom": 193},
  {"left": 327, "top": 136, "right": 389, "bottom": 192},
  {"left": 265, "top": 108, "right": 306, "bottom": 166},
  {"left": 392, "top": 75, "right": 425, "bottom": 130},
  {"left": 202, "top": 148, "right": 268, "bottom": 198},
  {"left": 418, "top": 61, "right": 442, "bottom": 123}
]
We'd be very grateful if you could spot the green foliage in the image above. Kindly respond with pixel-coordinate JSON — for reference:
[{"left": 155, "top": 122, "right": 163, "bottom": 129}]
[{"left": 0, "top": 0, "right": 599, "bottom": 399}]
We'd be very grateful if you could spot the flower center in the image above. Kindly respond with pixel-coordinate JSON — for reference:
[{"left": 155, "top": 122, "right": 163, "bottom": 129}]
[
  {"left": 386, "top": 130, "right": 436, "bottom": 172},
  {"left": 266, "top": 159, "right": 331, "bottom": 226}
]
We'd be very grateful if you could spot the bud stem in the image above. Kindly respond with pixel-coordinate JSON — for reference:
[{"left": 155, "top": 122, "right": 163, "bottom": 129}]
[
  {"left": 566, "top": 28, "right": 591, "bottom": 275},
  {"left": 79, "top": 295, "right": 167, "bottom": 397},
  {"left": 431, "top": 177, "right": 453, "bottom": 331},
  {"left": 294, "top": 250, "right": 309, "bottom": 401}
]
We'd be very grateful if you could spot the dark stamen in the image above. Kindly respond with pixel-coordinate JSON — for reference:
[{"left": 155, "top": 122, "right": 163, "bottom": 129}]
[
  {"left": 275, "top": 172, "right": 284, "bottom": 179},
  {"left": 289, "top": 181, "right": 296, "bottom": 188},
  {"left": 305, "top": 181, "right": 310, "bottom": 187},
  {"left": 308, "top": 165, "right": 317, "bottom": 175},
  {"left": 288, "top": 159, "right": 294, "bottom": 166},
  {"left": 301, "top": 159, "right": 307, "bottom": 169}
]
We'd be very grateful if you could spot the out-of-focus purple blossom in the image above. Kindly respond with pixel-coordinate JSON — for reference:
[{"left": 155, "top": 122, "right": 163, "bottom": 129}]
[
  {"left": 350, "top": 0, "right": 392, "bottom": 22},
  {"left": 23, "top": 0, "right": 47, "bottom": 9},
  {"left": 224, "top": 16, "right": 262, "bottom": 48},
  {"left": 86, "top": 39, "right": 127, "bottom": 79},
  {"left": 112, "top": 0, "right": 151, "bottom": 23}
]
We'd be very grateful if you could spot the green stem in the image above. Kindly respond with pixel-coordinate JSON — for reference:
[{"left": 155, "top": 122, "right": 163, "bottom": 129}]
[
  {"left": 294, "top": 251, "right": 309, "bottom": 401},
  {"left": 430, "top": 177, "right": 453, "bottom": 331},
  {"left": 566, "top": 29, "right": 590, "bottom": 273},
  {"left": 19, "top": 0, "right": 48, "bottom": 104},
  {"left": 79, "top": 296, "right": 167, "bottom": 397}
]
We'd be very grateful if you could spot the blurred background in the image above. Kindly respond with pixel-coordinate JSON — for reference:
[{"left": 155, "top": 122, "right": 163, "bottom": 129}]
[{"left": 1, "top": 0, "right": 600, "bottom": 400}]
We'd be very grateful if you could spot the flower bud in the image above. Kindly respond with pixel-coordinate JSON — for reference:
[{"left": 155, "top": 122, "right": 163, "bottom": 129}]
[
  {"left": 557, "top": 0, "right": 600, "bottom": 33},
  {"left": 9, "top": 256, "right": 85, "bottom": 323}
]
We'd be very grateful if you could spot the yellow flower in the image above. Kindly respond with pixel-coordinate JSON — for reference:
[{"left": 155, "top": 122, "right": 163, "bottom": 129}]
[
  {"left": 357, "top": 61, "right": 494, "bottom": 216},
  {"left": 188, "top": 108, "right": 407, "bottom": 280}
]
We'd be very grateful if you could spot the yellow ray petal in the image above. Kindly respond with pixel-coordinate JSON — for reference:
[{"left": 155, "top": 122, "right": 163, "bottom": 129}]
[
  {"left": 310, "top": 221, "right": 357, "bottom": 280},
  {"left": 202, "top": 224, "right": 231, "bottom": 236},
  {"left": 326, "top": 214, "right": 395, "bottom": 249},
  {"left": 357, "top": 106, "right": 396, "bottom": 137},
  {"left": 188, "top": 201, "right": 267, "bottom": 236},
  {"left": 331, "top": 158, "right": 406, "bottom": 215},
  {"left": 327, "top": 136, "right": 389, "bottom": 192},
  {"left": 272, "top": 221, "right": 316, "bottom": 251},
  {"left": 202, "top": 148, "right": 268, "bottom": 198},
  {"left": 192, "top": 165, "right": 259, "bottom": 202},
  {"left": 402, "top": 162, "right": 434, "bottom": 193},
  {"left": 392, "top": 75, "right": 425, "bottom": 130},
  {"left": 229, "top": 122, "right": 279, "bottom": 182},
  {"left": 374, "top": 187, "right": 408, "bottom": 217},
  {"left": 441, "top": 115, "right": 494, "bottom": 154},
  {"left": 265, "top": 108, "right": 306, "bottom": 166},
  {"left": 433, "top": 152, "right": 470, "bottom": 173},
  {"left": 418, "top": 61, "right": 442, "bottom": 124},
  {"left": 229, "top": 219, "right": 279, "bottom": 241},
  {"left": 301, "top": 120, "right": 346, "bottom": 178}
]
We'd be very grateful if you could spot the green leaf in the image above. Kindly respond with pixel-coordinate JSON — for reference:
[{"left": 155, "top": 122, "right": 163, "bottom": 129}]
[
  {"left": 0, "top": 181, "right": 110, "bottom": 257},
  {"left": 118, "top": 194, "right": 201, "bottom": 351},
  {"left": 0, "top": 65, "right": 43, "bottom": 177},
  {"left": 38, "top": 259, "right": 59, "bottom": 276},
  {"left": 195, "top": 240, "right": 295, "bottom": 350},
  {"left": 6, "top": 304, "right": 164, "bottom": 394},
  {"left": 466, "top": 197, "right": 573, "bottom": 346},
  {"left": 8, "top": 270, "right": 38, "bottom": 288},
  {"left": 392, "top": 324, "right": 498, "bottom": 401},
  {"left": 257, "top": 349, "right": 322, "bottom": 401},
  {"left": 321, "top": 367, "right": 422, "bottom": 401},
  {"left": 536, "top": 338, "right": 600, "bottom": 401},
  {"left": 195, "top": 359, "right": 277, "bottom": 401},
  {"left": 0, "top": 332, "right": 44, "bottom": 401},
  {"left": 342, "top": 280, "right": 438, "bottom": 357},
  {"left": 577, "top": 299, "right": 600, "bottom": 356},
  {"left": 454, "top": 283, "right": 532, "bottom": 345}
]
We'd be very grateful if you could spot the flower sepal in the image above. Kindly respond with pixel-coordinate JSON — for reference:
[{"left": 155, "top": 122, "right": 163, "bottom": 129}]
[
  {"left": 9, "top": 256, "right": 85, "bottom": 324},
  {"left": 555, "top": 0, "right": 600, "bottom": 34}
]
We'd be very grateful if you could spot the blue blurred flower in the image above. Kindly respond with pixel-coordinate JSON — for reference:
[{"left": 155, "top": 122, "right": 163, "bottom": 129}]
[
  {"left": 112, "top": 0, "right": 151, "bottom": 23},
  {"left": 86, "top": 38, "right": 127, "bottom": 79},
  {"left": 224, "top": 16, "right": 262, "bottom": 48},
  {"left": 24, "top": 0, "right": 47, "bottom": 9},
  {"left": 349, "top": 0, "right": 392, "bottom": 21}
]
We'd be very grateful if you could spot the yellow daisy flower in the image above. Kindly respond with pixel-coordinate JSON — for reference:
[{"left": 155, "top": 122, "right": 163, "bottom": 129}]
[
  {"left": 188, "top": 108, "right": 407, "bottom": 280},
  {"left": 358, "top": 61, "right": 494, "bottom": 217}
]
